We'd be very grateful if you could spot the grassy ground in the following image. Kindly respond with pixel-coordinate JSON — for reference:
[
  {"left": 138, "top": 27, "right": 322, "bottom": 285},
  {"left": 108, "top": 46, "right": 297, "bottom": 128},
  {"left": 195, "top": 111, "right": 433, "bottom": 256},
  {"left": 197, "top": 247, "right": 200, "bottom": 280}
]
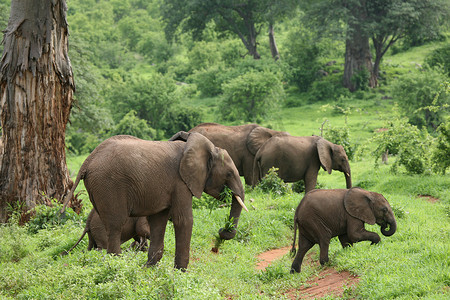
[{"left": 0, "top": 42, "right": 449, "bottom": 299}]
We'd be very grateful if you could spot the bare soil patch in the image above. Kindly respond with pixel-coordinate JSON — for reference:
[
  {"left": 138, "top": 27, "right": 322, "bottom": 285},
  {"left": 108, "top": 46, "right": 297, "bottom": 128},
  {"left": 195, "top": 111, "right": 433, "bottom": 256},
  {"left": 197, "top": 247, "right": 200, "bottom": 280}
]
[
  {"left": 418, "top": 194, "right": 439, "bottom": 203},
  {"left": 256, "top": 247, "right": 359, "bottom": 299}
]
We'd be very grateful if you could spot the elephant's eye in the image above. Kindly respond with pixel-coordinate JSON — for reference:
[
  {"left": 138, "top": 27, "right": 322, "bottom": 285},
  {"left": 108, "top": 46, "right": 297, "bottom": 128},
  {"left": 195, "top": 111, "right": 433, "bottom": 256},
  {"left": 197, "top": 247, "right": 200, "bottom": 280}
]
[{"left": 382, "top": 207, "right": 388, "bottom": 213}]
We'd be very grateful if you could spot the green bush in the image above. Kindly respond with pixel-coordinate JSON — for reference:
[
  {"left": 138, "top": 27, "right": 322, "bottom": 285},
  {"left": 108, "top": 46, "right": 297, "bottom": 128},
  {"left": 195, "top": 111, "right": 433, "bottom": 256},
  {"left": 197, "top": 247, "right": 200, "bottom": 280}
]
[
  {"left": 370, "top": 114, "right": 433, "bottom": 174},
  {"left": 189, "top": 64, "right": 225, "bottom": 97},
  {"left": 284, "top": 28, "right": 322, "bottom": 91},
  {"left": 256, "top": 167, "right": 292, "bottom": 196},
  {"left": 425, "top": 43, "right": 450, "bottom": 76},
  {"left": 308, "top": 77, "right": 350, "bottom": 102},
  {"left": 111, "top": 110, "right": 156, "bottom": 140},
  {"left": 392, "top": 68, "right": 449, "bottom": 131},
  {"left": 219, "top": 71, "right": 285, "bottom": 122},
  {"left": 28, "top": 197, "right": 81, "bottom": 234},
  {"left": 324, "top": 124, "right": 356, "bottom": 160},
  {"left": 431, "top": 117, "right": 450, "bottom": 174},
  {"left": 162, "top": 105, "right": 204, "bottom": 136}
]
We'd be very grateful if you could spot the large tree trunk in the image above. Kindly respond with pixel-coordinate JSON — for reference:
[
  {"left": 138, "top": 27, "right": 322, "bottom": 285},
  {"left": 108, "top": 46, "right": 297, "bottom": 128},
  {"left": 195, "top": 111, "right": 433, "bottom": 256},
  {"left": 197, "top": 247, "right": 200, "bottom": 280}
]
[
  {"left": 343, "top": 1, "right": 374, "bottom": 91},
  {"left": 268, "top": 23, "right": 280, "bottom": 61},
  {"left": 0, "top": 0, "right": 74, "bottom": 223}
]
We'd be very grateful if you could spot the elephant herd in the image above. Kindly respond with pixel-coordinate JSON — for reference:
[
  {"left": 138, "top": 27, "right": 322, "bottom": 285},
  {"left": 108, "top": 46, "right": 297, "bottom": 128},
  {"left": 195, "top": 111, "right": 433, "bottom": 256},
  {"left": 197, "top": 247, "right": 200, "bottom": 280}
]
[{"left": 61, "top": 122, "right": 396, "bottom": 273}]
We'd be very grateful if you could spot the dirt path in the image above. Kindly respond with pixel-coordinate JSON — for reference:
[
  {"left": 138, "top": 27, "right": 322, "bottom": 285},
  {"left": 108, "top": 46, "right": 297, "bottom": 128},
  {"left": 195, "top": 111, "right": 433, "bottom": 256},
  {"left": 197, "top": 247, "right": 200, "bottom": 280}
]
[{"left": 256, "top": 247, "right": 359, "bottom": 299}]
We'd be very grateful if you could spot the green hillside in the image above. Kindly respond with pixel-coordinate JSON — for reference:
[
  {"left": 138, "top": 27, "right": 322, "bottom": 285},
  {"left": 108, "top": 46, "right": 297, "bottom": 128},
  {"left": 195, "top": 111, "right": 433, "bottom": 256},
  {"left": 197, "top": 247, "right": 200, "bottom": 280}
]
[{"left": 0, "top": 0, "right": 449, "bottom": 299}]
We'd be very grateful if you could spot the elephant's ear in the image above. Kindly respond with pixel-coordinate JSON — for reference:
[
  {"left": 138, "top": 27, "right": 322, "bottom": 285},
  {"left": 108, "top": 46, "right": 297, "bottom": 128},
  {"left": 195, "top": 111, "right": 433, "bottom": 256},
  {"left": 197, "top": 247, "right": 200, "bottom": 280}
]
[
  {"left": 317, "top": 138, "right": 333, "bottom": 174},
  {"left": 247, "top": 127, "right": 288, "bottom": 155},
  {"left": 344, "top": 188, "right": 376, "bottom": 225},
  {"left": 179, "top": 132, "right": 214, "bottom": 199},
  {"left": 169, "top": 131, "right": 190, "bottom": 142}
]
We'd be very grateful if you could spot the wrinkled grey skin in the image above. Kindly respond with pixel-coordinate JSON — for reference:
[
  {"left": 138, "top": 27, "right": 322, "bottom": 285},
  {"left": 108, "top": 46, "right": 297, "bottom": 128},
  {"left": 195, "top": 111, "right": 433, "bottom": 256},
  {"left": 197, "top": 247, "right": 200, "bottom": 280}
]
[
  {"left": 253, "top": 135, "right": 352, "bottom": 193},
  {"left": 63, "top": 209, "right": 150, "bottom": 254},
  {"left": 61, "top": 132, "right": 245, "bottom": 270},
  {"left": 290, "top": 188, "right": 397, "bottom": 273},
  {"left": 187, "top": 123, "right": 289, "bottom": 186}
]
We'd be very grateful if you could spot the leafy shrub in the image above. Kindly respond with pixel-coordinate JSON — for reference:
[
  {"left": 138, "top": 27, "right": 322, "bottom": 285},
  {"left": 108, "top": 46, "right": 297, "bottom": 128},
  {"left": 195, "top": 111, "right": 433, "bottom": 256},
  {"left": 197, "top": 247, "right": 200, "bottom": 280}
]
[
  {"left": 162, "top": 105, "right": 204, "bottom": 136},
  {"left": 220, "top": 71, "right": 285, "bottom": 122},
  {"left": 431, "top": 117, "right": 450, "bottom": 174},
  {"left": 392, "top": 68, "right": 449, "bottom": 131},
  {"left": 308, "top": 77, "right": 350, "bottom": 102},
  {"left": 351, "top": 67, "right": 370, "bottom": 91},
  {"left": 324, "top": 124, "right": 356, "bottom": 160},
  {"left": 284, "top": 28, "right": 322, "bottom": 91},
  {"left": 256, "top": 167, "right": 292, "bottom": 196},
  {"left": 108, "top": 74, "right": 180, "bottom": 139},
  {"left": 28, "top": 198, "right": 81, "bottom": 234},
  {"left": 425, "top": 44, "right": 450, "bottom": 76},
  {"left": 370, "top": 114, "right": 432, "bottom": 174},
  {"left": 189, "top": 64, "right": 225, "bottom": 97},
  {"left": 111, "top": 110, "right": 156, "bottom": 140}
]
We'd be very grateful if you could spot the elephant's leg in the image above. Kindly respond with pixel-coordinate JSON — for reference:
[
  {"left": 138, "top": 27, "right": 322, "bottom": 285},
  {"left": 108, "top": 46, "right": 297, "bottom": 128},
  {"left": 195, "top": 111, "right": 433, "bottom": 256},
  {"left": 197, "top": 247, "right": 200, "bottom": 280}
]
[
  {"left": 338, "top": 234, "right": 353, "bottom": 248},
  {"left": 105, "top": 217, "right": 127, "bottom": 254},
  {"left": 304, "top": 168, "right": 319, "bottom": 193},
  {"left": 172, "top": 209, "right": 194, "bottom": 270},
  {"left": 318, "top": 239, "right": 331, "bottom": 265},
  {"left": 243, "top": 158, "right": 254, "bottom": 186},
  {"left": 146, "top": 209, "right": 170, "bottom": 267},
  {"left": 290, "top": 235, "right": 314, "bottom": 273},
  {"left": 347, "top": 219, "right": 381, "bottom": 245}
]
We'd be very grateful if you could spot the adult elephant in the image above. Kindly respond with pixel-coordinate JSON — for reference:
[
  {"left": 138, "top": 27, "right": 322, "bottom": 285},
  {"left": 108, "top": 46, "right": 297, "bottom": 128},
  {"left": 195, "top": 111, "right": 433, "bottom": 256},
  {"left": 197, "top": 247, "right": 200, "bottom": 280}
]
[
  {"left": 253, "top": 135, "right": 352, "bottom": 193},
  {"left": 188, "top": 123, "right": 288, "bottom": 186},
  {"left": 61, "top": 132, "right": 247, "bottom": 270},
  {"left": 290, "top": 188, "right": 397, "bottom": 273}
]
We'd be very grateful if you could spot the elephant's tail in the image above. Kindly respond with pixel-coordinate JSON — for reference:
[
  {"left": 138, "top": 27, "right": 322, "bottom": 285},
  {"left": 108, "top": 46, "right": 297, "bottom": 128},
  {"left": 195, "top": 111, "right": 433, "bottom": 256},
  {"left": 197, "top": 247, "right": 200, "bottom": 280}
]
[
  {"left": 60, "top": 228, "right": 88, "bottom": 256},
  {"left": 60, "top": 167, "right": 86, "bottom": 214},
  {"left": 290, "top": 219, "right": 298, "bottom": 257}
]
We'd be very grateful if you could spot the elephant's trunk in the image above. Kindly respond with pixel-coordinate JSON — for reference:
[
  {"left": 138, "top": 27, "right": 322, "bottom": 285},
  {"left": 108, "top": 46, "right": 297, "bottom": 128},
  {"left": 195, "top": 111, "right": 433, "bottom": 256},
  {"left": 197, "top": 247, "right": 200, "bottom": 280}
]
[
  {"left": 219, "top": 195, "right": 243, "bottom": 240},
  {"left": 345, "top": 171, "right": 352, "bottom": 189},
  {"left": 381, "top": 218, "right": 397, "bottom": 236}
]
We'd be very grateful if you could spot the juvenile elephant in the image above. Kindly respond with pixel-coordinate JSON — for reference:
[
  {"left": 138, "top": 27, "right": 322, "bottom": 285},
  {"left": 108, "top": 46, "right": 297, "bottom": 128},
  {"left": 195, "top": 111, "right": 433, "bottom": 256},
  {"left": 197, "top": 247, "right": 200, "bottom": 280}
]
[
  {"left": 290, "top": 188, "right": 397, "bottom": 273},
  {"left": 188, "top": 123, "right": 288, "bottom": 186},
  {"left": 64, "top": 209, "right": 150, "bottom": 254},
  {"left": 62, "top": 132, "right": 247, "bottom": 270},
  {"left": 253, "top": 135, "right": 352, "bottom": 193}
]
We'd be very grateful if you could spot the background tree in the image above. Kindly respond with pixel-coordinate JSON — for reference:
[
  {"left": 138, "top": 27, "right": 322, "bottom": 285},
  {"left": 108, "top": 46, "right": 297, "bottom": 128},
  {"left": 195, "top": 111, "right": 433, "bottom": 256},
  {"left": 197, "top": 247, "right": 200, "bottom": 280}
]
[
  {"left": 0, "top": 0, "right": 74, "bottom": 222},
  {"left": 304, "top": 0, "right": 449, "bottom": 91},
  {"left": 161, "top": 0, "right": 297, "bottom": 60}
]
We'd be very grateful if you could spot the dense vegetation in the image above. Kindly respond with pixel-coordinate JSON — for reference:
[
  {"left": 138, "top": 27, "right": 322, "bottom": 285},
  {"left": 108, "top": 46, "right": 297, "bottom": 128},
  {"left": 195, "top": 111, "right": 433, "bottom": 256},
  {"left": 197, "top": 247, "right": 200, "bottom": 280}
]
[{"left": 0, "top": 0, "right": 449, "bottom": 298}]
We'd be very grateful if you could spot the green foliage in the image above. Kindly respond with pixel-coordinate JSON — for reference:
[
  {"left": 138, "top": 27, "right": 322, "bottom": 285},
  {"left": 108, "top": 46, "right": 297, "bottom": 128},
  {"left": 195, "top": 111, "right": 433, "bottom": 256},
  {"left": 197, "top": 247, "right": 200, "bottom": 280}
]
[
  {"left": 370, "top": 113, "right": 432, "bottom": 174},
  {"left": 162, "top": 105, "right": 204, "bottom": 136},
  {"left": 425, "top": 43, "right": 450, "bottom": 76},
  {"left": 108, "top": 74, "right": 180, "bottom": 138},
  {"left": 351, "top": 67, "right": 370, "bottom": 91},
  {"left": 111, "top": 110, "right": 156, "bottom": 140},
  {"left": 256, "top": 167, "right": 292, "bottom": 196},
  {"left": 220, "top": 70, "right": 285, "bottom": 122},
  {"left": 28, "top": 197, "right": 81, "bottom": 234},
  {"left": 284, "top": 27, "right": 322, "bottom": 92},
  {"left": 308, "top": 76, "right": 350, "bottom": 102},
  {"left": 431, "top": 117, "right": 450, "bottom": 174},
  {"left": 392, "top": 68, "right": 449, "bottom": 131}
]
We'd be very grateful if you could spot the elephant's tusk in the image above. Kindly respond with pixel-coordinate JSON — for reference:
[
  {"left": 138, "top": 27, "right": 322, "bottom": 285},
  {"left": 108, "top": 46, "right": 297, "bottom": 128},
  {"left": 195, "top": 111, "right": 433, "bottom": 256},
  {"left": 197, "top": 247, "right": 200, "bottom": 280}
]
[
  {"left": 346, "top": 172, "right": 350, "bottom": 177},
  {"left": 235, "top": 195, "right": 249, "bottom": 212}
]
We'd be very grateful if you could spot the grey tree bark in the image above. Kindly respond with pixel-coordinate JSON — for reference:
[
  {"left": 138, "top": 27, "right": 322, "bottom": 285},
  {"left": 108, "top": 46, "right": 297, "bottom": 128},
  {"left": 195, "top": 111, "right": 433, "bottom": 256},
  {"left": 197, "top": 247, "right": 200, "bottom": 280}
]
[{"left": 0, "top": 0, "right": 74, "bottom": 223}]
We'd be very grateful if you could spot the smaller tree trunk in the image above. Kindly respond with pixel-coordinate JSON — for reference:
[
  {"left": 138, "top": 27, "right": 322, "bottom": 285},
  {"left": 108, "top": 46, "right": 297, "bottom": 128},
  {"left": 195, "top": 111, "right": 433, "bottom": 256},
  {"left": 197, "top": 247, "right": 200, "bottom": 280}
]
[{"left": 268, "top": 23, "right": 280, "bottom": 61}]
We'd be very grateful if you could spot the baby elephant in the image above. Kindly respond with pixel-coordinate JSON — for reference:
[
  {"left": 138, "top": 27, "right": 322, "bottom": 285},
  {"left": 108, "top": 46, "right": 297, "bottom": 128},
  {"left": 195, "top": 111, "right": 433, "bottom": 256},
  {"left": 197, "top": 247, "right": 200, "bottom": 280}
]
[
  {"left": 290, "top": 187, "right": 396, "bottom": 273},
  {"left": 64, "top": 209, "right": 150, "bottom": 254}
]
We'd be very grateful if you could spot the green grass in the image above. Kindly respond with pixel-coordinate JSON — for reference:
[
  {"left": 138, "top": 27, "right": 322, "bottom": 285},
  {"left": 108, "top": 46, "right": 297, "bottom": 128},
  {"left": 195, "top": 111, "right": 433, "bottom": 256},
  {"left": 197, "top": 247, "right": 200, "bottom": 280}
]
[{"left": 1, "top": 41, "right": 449, "bottom": 299}]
